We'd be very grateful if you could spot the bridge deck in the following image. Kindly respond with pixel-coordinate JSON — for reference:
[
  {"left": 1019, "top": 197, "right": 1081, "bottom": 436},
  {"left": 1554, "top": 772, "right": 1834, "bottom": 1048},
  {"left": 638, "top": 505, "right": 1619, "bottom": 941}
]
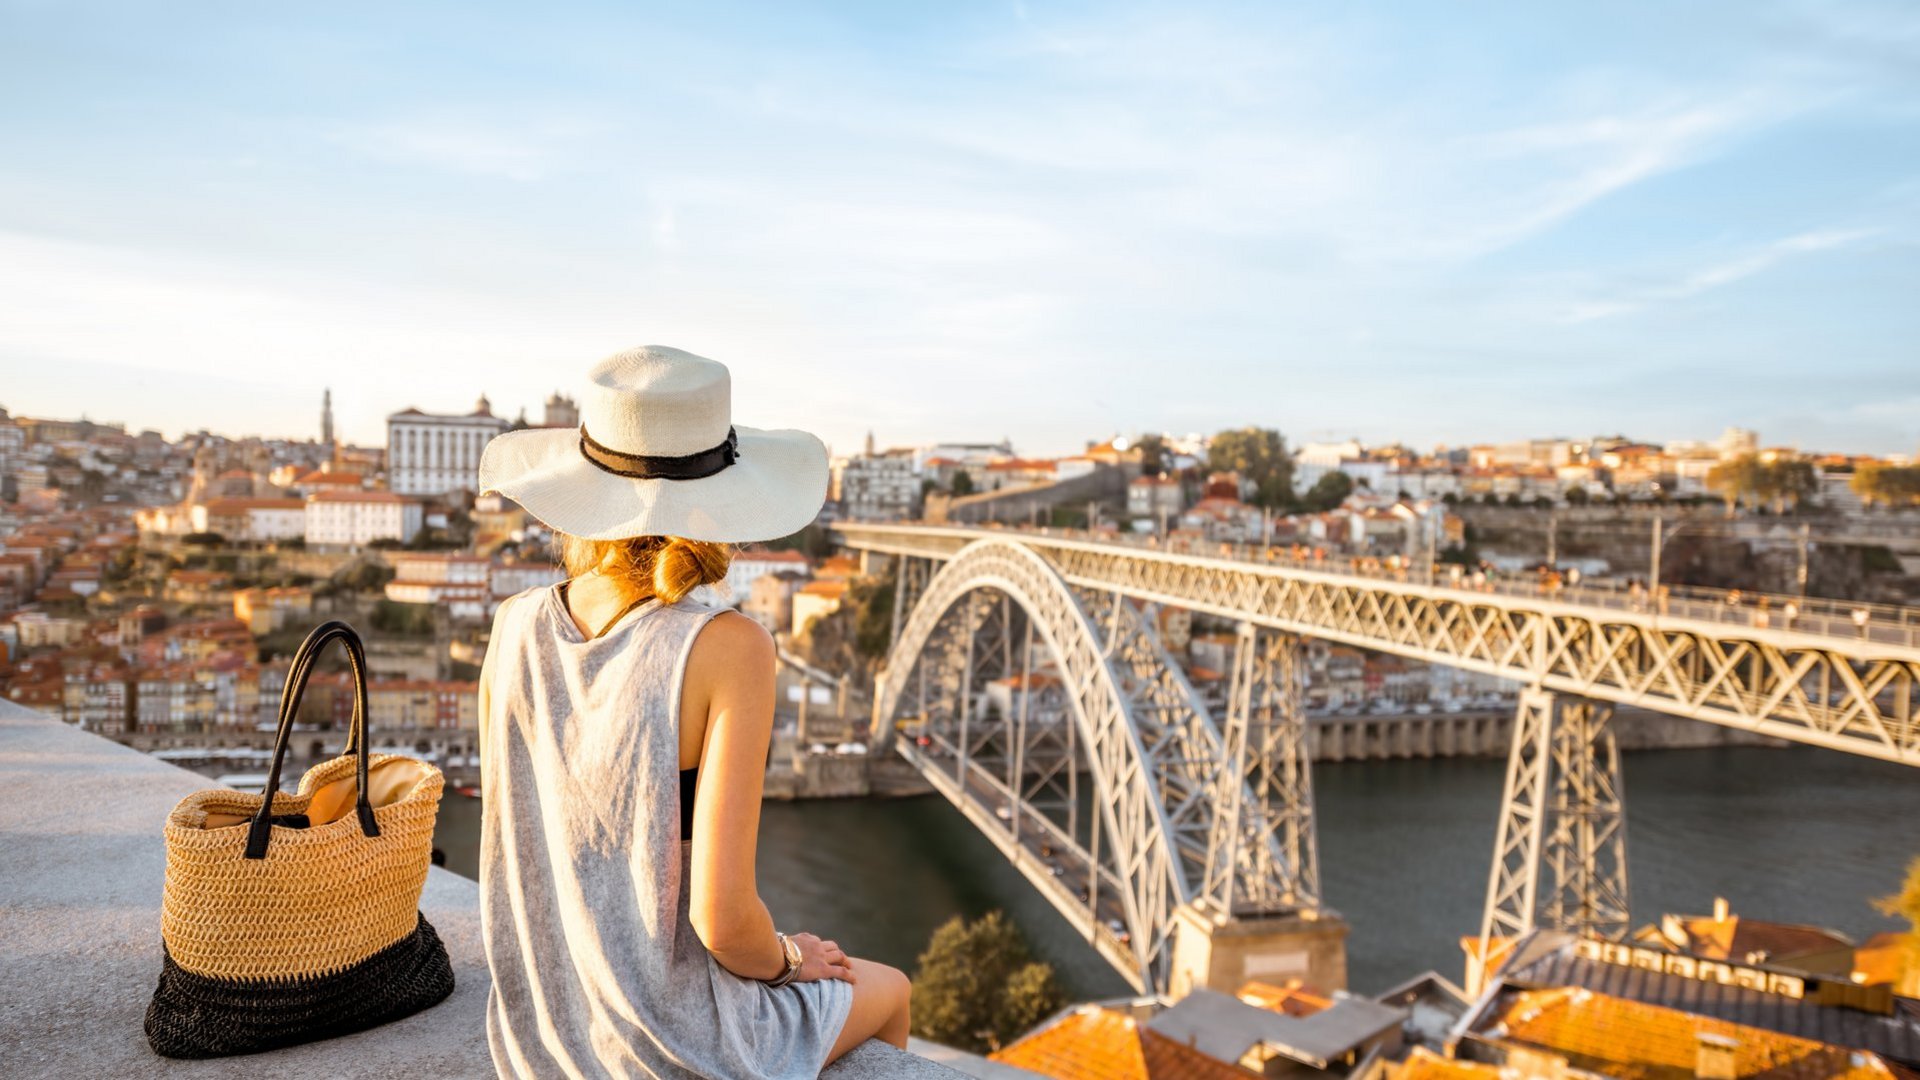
[
  {"left": 841, "top": 522, "right": 1920, "bottom": 650},
  {"left": 837, "top": 523, "right": 1920, "bottom": 766}
]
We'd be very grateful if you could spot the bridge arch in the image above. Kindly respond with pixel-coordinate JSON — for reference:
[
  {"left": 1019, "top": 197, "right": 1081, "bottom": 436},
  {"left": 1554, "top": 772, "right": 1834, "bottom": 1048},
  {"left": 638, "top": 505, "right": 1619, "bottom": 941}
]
[
  {"left": 872, "top": 538, "right": 1319, "bottom": 990},
  {"left": 874, "top": 539, "right": 1182, "bottom": 983}
]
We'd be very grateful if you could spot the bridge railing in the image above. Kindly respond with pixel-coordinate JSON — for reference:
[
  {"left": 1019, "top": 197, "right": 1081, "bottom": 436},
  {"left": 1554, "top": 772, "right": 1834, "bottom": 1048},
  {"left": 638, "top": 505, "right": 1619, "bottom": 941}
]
[{"left": 927, "top": 523, "right": 1920, "bottom": 650}]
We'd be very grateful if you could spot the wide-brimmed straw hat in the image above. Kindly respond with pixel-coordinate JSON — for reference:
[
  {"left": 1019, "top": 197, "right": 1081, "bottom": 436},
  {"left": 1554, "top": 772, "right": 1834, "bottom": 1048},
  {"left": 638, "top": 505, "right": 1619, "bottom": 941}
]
[{"left": 477, "top": 345, "right": 829, "bottom": 543}]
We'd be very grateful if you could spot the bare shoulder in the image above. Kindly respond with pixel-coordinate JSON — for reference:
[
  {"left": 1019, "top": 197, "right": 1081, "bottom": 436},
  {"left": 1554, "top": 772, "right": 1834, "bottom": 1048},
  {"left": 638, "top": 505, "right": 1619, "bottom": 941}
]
[
  {"left": 682, "top": 610, "right": 775, "bottom": 755},
  {"left": 686, "top": 608, "right": 775, "bottom": 673}
]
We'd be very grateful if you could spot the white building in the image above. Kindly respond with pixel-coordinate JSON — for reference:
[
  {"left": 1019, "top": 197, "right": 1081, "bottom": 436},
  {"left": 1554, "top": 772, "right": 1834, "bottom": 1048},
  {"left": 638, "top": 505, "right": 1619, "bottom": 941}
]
[
  {"left": 304, "top": 490, "right": 423, "bottom": 547},
  {"left": 490, "top": 559, "right": 565, "bottom": 601},
  {"left": 1387, "top": 469, "right": 1462, "bottom": 500},
  {"left": 1717, "top": 427, "right": 1759, "bottom": 458},
  {"left": 386, "top": 396, "right": 509, "bottom": 498},
  {"left": 1128, "top": 476, "right": 1184, "bottom": 520},
  {"left": 920, "top": 440, "right": 1013, "bottom": 469},
  {"left": 1055, "top": 456, "right": 1098, "bottom": 481},
  {"left": 541, "top": 392, "right": 580, "bottom": 429},
  {"left": 192, "top": 498, "right": 307, "bottom": 542},
  {"left": 384, "top": 553, "right": 490, "bottom": 620},
  {"left": 1292, "top": 439, "right": 1404, "bottom": 495},
  {"left": 835, "top": 450, "right": 920, "bottom": 521},
  {"left": 791, "top": 579, "right": 848, "bottom": 638},
  {"left": 724, "top": 548, "right": 811, "bottom": 606}
]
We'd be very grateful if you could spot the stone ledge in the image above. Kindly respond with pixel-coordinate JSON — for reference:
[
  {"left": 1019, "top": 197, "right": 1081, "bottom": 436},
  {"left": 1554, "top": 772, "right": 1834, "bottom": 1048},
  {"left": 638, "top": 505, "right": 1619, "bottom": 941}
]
[{"left": 0, "top": 703, "right": 962, "bottom": 1078}]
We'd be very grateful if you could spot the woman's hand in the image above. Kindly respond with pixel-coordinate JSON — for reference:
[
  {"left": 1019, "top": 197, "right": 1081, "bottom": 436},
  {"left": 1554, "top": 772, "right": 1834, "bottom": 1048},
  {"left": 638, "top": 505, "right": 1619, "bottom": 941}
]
[{"left": 789, "top": 932, "right": 855, "bottom": 984}]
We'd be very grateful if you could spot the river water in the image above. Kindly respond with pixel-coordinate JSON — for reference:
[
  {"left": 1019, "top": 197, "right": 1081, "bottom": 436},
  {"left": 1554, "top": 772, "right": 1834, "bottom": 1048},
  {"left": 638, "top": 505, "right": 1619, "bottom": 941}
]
[{"left": 432, "top": 745, "right": 1920, "bottom": 997}]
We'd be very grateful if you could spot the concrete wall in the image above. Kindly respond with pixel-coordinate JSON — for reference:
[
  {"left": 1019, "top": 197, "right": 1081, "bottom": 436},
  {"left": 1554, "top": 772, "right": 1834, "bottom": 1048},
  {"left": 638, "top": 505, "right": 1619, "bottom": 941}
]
[
  {"left": 931, "top": 464, "right": 1132, "bottom": 526},
  {"left": 0, "top": 702, "right": 962, "bottom": 1078}
]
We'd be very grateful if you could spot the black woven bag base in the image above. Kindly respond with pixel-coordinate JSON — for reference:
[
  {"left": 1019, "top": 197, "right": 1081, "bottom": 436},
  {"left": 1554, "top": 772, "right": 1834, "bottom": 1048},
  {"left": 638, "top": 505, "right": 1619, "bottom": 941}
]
[{"left": 145, "top": 911, "right": 456, "bottom": 1059}]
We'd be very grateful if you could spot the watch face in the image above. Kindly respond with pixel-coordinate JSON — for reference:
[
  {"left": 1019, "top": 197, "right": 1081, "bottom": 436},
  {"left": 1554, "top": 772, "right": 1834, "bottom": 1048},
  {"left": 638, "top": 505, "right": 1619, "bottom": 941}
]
[{"left": 784, "top": 935, "right": 803, "bottom": 967}]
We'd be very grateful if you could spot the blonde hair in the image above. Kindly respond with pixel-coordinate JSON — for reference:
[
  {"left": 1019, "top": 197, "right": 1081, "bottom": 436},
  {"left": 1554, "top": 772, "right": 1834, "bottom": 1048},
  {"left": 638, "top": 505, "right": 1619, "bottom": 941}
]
[{"left": 552, "top": 533, "right": 732, "bottom": 605}]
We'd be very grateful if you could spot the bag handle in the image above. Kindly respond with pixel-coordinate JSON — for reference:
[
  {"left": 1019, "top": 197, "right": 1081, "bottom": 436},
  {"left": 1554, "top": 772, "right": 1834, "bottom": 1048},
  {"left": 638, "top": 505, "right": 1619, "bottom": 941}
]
[{"left": 244, "top": 621, "right": 379, "bottom": 859}]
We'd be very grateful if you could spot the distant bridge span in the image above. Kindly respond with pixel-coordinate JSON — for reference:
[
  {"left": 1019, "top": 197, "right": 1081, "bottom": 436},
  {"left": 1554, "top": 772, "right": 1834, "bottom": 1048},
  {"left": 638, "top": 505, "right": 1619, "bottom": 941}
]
[
  {"left": 840, "top": 523, "right": 1920, "bottom": 764},
  {"left": 834, "top": 522, "right": 1920, "bottom": 995}
]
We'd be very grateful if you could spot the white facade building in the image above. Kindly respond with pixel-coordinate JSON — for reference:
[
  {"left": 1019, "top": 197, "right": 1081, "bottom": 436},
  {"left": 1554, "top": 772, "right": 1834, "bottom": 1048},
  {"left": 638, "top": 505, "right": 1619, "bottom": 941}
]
[
  {"left": 192, "top": 498, "right": 307, "bottom": 542},
  {"left": 724, "top": 549, "right": 811, "bottom": 606},
  {"left": 1127, "top": 476, "right": 1184, "bottom": 520},
  {"left": 920, "top": 441, "right": 1013, "bottom": 469},
  {"left": 835, "top": 451, "right": 921, "bottom": 521},
  {"left": 304, "top": 490, "right": 423, "bottom": 547},
  {"left": 384, "top": 553, "right": 490, "bottom": 620},
  {"left": 386, "top": 397, "right": 509, "bottom": 497},
  {"left": 490, "top": 559, "right": 566, "bottom": 601}
]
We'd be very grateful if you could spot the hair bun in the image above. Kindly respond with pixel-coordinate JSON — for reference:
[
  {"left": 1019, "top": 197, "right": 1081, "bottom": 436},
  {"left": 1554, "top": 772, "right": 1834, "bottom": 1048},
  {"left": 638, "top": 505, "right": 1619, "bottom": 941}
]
[{"left": 653, "top": 536, "right": 732, "bottom": 603}]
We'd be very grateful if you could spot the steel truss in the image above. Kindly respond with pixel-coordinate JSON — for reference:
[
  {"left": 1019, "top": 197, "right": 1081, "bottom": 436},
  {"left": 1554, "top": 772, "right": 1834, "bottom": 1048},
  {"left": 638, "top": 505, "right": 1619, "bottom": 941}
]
[
  {"left": 1480, "top": 689, "right": 1630, "bottom": 949},
  {"left": 1206, "top": 624, "right": 1320, "bottom": 916},
  {"left": 873, "top": 539, "right": 1319, "bottom": 992},
  {"left": 841, "top": 524, "right": 1920, "bottom": 765}
]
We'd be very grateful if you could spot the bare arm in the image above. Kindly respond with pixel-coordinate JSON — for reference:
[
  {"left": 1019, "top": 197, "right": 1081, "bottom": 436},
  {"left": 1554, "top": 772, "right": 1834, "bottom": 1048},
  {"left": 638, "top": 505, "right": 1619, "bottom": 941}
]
[
  {"left": 685, "top": 612, "right": 786, "bottom": 980},
  {"left": 684, "top": 611, "right": 854, "bottom": 986}
]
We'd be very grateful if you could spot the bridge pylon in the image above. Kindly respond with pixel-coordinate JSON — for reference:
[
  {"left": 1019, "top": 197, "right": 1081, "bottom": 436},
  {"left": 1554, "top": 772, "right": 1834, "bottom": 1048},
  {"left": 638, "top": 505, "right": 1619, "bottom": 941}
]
[
  {"left": 1204, "top": 623, "right": 1320, "bottom": 915},
  {"left": 1477, "top": 688, "right": 1630, "bottom": 984}
]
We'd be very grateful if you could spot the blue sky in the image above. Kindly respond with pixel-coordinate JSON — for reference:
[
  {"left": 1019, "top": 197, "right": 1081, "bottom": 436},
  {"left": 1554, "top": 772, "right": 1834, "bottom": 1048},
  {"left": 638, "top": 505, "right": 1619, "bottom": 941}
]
[{"left": 2, "top": 1, "right": 1917, "bottom": 456}]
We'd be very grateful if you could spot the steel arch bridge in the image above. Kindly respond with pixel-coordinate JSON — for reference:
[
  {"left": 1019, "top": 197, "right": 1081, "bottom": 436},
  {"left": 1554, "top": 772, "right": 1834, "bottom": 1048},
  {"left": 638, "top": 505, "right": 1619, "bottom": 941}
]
[
  {"left": 871, "top": 538, "right": 1324, "bottom": 993},
  {"left": 836, "top": 522, "right": 1920, "bottom": 995}
]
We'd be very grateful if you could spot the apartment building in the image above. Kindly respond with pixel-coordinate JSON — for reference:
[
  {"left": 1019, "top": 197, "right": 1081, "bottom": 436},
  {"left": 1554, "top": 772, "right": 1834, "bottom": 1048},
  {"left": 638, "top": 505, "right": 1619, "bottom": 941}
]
[
  {"left": 386, "top": 397, "right": 509, "bottom": 497},
  {"left": 304, "top": 489, "right": 423, "bottom": 547}
]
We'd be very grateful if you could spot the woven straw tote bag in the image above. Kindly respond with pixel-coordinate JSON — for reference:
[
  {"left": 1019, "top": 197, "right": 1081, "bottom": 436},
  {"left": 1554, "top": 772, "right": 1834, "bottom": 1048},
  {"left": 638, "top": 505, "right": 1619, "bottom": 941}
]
[{"left": 145, "top": 620, "right": 456, "bottom": 1058}]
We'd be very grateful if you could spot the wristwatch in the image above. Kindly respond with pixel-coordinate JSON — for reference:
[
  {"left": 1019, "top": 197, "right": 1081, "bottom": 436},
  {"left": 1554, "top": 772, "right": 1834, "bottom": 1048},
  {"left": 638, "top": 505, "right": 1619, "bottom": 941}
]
[{"left": 767, "top": 931, "right": 803, "bottom": 988}]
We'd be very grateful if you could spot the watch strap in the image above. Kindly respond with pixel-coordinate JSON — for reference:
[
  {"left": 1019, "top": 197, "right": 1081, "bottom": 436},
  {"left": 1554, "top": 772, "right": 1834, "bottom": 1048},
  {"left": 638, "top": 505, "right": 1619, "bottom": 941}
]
[{"left": 766, "top": 932, "right": 802, "bottom": 988}]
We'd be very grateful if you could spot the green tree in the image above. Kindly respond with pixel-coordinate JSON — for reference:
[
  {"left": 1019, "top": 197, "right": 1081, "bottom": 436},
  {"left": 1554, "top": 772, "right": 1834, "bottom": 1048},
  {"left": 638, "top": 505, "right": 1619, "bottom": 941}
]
[
  {"left": 370, "top": 598, "right": 435, "bottom": 636},
  {"left": 1707, "top": 454, "right": 1762, "bottom": 514},
  {"left": 910, "top": 911, "right": 1064, "bottom": 1053},
  {"left": 951, "top": 469, "right": 975, "bottom": 497},
  {"left": 1207, "top": 427, "right": 1294, "bottom": 509},
  {"left": 799, "top": 568, "right": 896, "bottom": 694},
  {"left": 1708, "top": 454, "right": 1818, "bottom": 515},
  {"left": 333, "top": 560, "right": 395, "bottom": 594},
  {"left": 1760, "top": 459, "right": 1817, "bottom": 512},
  {"left": 1564, "top": 486, "right": 1591, "bottom": 506},
  {"left": 1299, "top": 470, "right": 1353, "bottom": 513},
  {"left": 1853, "top": 464, "right": 1920, "bottom": 508},
  {"left": 1136, "top": 433, "right": 1168, "bottom": 477},
  {"left": 768, "top": 523, "right": 835, "bottom": 559}
]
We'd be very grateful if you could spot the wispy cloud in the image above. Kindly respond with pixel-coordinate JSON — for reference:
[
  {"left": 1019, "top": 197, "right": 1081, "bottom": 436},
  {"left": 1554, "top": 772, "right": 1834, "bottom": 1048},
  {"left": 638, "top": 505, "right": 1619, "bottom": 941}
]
[
  {"left": 325, "top": 113, "right": 608, "bottom": 182},
  {"left": 1560, "top": 227, "right": 1877, "bottom": 322}
]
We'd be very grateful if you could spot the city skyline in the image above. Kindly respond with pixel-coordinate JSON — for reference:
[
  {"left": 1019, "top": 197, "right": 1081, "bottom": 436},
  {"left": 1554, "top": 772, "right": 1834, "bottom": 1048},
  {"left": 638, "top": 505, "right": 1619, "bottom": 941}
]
[
  {"left": 4, "top": 2, "right": 1919, "bottom": 456},
  {"left": 0, "top": 385, "right": 1902, "bottom": 463}
]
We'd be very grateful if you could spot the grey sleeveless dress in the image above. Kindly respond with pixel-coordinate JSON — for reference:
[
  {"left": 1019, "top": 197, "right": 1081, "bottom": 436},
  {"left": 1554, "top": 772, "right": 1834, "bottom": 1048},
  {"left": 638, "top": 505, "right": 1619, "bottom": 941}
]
[{"left": 479, "top": 584, "right": 853, "bottom": 1079}]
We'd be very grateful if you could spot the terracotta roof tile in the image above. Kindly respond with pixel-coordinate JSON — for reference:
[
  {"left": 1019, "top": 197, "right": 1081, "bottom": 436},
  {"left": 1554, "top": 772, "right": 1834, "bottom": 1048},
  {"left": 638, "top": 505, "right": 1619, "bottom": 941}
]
[
  {"left": 990, "top": 1006, "right": 1261, "bottom": 1080},
  {"left": 1489, "top": 986, "right": 1900, "bottom": 1080},
  {"left": 1677, "top": 914, "right": 1854, "bottom": 964},
  {"left": 992, "top": 1008, "right": 1151, "bottom": 1080}
]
